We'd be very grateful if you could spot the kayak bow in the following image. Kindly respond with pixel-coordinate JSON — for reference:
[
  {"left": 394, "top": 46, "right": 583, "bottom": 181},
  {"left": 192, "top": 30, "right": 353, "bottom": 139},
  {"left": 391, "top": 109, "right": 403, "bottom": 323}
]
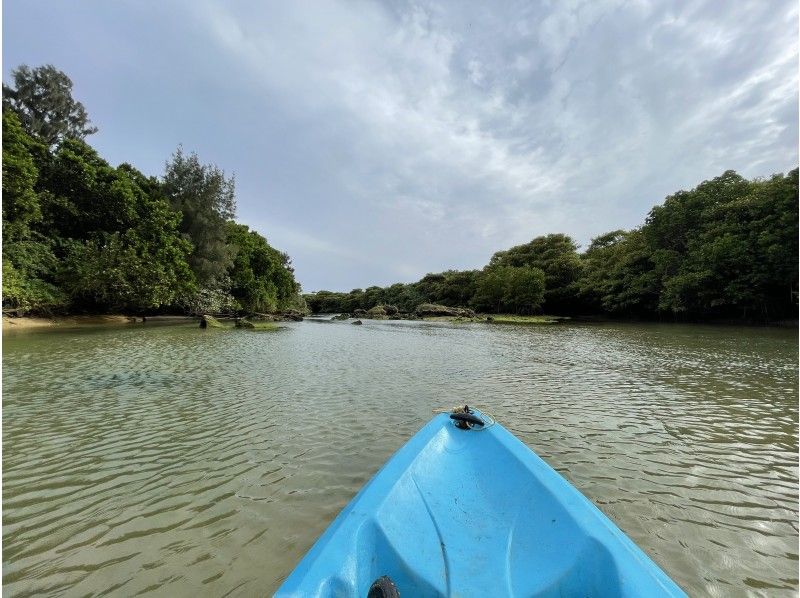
[{"left": 276, "top": 408, "right": 685, "bottom": 597}]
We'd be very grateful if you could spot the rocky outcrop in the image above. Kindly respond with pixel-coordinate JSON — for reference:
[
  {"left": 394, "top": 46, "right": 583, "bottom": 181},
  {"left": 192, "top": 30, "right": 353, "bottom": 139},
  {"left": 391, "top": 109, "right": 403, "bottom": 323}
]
[
  {"left": 366, "top": 305, "right": 389, "bottom": 319},
  {"left": 346, "top": 304, "right": 406, "bottom": 320},
  {"left": 352, "top": 319, "right": 363, "bottom": 325},
  {"left": 250, "top": 312, "right": 280, "bottom": 322},
  {"left": 415, "top": 303, "right": 476, "bottom": 318},
  {"left": 248, "top": 311, "right": 304, "bottom": 322},
  {"left": 200, "top": 314, "right": 224, "bottom": 328}
]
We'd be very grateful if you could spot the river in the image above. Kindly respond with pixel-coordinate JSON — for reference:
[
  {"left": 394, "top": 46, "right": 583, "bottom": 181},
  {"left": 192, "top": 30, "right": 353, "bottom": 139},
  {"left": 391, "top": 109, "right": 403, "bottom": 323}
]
[{"left": 3, "top": 318, "right": 797, "bottom": 596}]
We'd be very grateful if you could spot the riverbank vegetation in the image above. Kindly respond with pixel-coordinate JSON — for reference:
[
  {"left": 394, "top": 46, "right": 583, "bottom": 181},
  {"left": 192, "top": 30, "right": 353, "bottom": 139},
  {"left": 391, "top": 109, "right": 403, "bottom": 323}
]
[
  {"left": 4, "top": 65, "right": 796, "bottom": 325},
  {"left": 2, "top": 64, "right": 303, "bottom": 316},
  {"left": 307, "top": 169, "right": 798, "bottom": 323}
]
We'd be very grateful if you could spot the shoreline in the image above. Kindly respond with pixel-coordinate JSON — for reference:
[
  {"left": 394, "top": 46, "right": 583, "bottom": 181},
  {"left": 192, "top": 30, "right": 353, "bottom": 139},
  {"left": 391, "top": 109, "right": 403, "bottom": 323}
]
[
  {"left": 312, "top": 312, "right": 799, "bottom": 328},
  {"left": 2, "top": 314, "right": 195, "bottom": 332},
  {"left": 5, "top": 313, "right": 796, "bottom": 333}
]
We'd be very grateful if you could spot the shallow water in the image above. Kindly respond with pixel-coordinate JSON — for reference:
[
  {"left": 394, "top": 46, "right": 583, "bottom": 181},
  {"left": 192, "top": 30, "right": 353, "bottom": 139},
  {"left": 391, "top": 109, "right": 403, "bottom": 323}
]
[{"left": 3, "top": 319, "right": 798, "bottom": 596}]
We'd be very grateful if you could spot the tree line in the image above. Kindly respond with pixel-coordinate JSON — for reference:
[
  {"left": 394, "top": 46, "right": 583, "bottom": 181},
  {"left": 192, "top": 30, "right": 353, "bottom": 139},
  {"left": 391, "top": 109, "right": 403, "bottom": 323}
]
[
  {"left": 306, "top": 169, "right": 798, "bottom": 322},
  {"left": 2, "top": 64, "right": 303, "bottom": 315}
]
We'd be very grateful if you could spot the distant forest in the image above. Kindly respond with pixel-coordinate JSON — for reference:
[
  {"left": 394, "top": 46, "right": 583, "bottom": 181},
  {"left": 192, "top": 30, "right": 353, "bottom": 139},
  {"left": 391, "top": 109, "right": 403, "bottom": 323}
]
[
  {"left": 307, "top": 168, "right": 798, "bottom": 322},
  {"left": 2, "top": 64, "right": 303, "bottom": 316}
]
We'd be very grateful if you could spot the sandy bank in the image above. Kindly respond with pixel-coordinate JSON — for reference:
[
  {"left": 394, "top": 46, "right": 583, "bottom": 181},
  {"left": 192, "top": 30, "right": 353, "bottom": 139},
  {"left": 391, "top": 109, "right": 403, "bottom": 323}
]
[{"left": 2, "top": 314, "right": 195, "bottom": 332}]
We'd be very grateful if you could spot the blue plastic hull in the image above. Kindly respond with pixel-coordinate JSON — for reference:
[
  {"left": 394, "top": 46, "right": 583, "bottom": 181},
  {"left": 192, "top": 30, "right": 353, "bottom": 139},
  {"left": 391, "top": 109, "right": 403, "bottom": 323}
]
[{"left": 276, "top": 412, "right": 686, "bottom": 597}]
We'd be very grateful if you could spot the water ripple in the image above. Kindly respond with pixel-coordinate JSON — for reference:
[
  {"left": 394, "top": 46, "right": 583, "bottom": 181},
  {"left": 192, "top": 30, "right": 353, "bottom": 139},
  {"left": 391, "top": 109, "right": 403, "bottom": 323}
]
[{"left": 3, "top": 321, "right": 798, "bottom": 596}]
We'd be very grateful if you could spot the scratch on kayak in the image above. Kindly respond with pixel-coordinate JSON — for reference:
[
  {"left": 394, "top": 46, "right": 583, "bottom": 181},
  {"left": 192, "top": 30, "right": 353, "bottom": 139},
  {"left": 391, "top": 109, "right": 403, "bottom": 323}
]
[{"left": 412, "top": 474, "right": 451, "bottom": 596}]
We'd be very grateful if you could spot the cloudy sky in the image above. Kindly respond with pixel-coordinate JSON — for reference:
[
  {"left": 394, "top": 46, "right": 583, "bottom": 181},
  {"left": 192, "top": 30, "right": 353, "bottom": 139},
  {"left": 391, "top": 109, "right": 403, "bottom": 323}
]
[{"left": 4, "top": 1, "right": 797, "bottom": 291}]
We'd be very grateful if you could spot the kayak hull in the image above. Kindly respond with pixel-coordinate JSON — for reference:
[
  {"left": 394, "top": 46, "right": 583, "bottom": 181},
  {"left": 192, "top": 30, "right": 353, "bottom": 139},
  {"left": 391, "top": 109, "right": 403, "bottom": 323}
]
[{"left": 276, "top": 412, "right": 685, "bottom": 597}]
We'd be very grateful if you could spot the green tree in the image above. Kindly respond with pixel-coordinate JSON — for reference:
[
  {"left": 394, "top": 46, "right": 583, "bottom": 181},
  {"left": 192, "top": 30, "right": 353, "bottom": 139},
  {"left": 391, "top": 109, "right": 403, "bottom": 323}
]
[
  {"left": 56, "top": 164, "right": 196, "bottom": 311},
  {"left": 471, "top": 266, "right": 546, "bottom": 313},
  {"left": 59, "top": 229, "right": 194, "bottom": 312},
  {"left": 658, "top": 170, "right": 798, "bottom": 318},
  {"left": 38, "top": 139, "right": 140, "bottom": 240},
  {"left": 163, "top": 147, "right": 236, "bottom": 287},
  {"left": 227, "top": 222, "right": 300, "bottom": 313},
  {"left": 503, "top": 267, "right": 546, "bottom": 314},
  {"left": 580, "top": 230, "right": 659, "bottom": 314},
  {"left": 2, "top": 109, "right": 65, "bottom": 312},
  {"left": 437, "top": 270, "right": 480, "bottom": 307},
  {"left": 489, "top": 233, "right": 582, "bottom": 312},
  {"left": 3, "top": 64, "right": 97, "bottom": 146},
  {"left": 2, "top": 110, "right": 43, "bottom": 240},
  {"left": 471, "top": 268, "right": 506, "bottom": 313}
]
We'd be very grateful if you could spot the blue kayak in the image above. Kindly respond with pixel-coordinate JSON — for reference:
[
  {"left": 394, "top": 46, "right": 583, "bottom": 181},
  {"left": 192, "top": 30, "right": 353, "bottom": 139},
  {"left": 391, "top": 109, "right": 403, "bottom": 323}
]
[{"left": 276, "top": 408, "right": 686, "bottom": 597}]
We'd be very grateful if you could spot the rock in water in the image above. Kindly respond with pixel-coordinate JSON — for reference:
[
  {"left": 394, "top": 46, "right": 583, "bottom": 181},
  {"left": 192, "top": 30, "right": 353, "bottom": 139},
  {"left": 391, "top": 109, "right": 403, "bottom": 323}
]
[
  {"left": 352, "top": 320, "right": 363, "bottom": 325},
  {"left": 415, "top": 303, "right": 476, "bottom": 318},
  {"left": 200, "top": 314, "right": 224, "bottom": 328},
  {"left": 235, "top": 318, "right": 255, "bottom": 329}
]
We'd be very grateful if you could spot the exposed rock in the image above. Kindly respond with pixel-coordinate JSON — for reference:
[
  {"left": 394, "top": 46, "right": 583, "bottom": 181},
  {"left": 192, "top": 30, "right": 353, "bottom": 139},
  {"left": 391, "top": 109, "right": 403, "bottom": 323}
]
[
  {"left": 235, "top": 318, "right": 255, "bottom": 328},
  {"left": 367, "top": 304, "right": 398, "bottom": 316},
  {"left": 200, "top": 314, "right": 224, "bottom": 328},
  {"left": 365, "top": 305, "right": 390, "bottom": 319},
  {"left": 415, "top": 303, "right": 476, "bottom": 318},
  {"left": 353, "top": 308, "right": 367, "bottom": 317},
  {"left": 331, "top": 313, "right": 350, "bottom": 320},
  {"left": 246, "top": 311, "right": 304, "bottom": 322},
  {"left": 352, "top": 319, "right": 363, "bottom": 325},
  {"left": 367, "top": 305, "right": 386, "bottom": 316},
  {"left": 395, "top": 312, "right": 419, "bottom": 320},
  {"left": 250, "top": 312, "right": 281, "bottom": 322}
]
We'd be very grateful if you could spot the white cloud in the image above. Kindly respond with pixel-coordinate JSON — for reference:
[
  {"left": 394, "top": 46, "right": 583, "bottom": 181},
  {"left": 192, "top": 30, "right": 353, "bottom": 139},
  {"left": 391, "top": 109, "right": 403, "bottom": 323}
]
[{"left": 7, "top": 0, "right": 794, "bottom": 290}]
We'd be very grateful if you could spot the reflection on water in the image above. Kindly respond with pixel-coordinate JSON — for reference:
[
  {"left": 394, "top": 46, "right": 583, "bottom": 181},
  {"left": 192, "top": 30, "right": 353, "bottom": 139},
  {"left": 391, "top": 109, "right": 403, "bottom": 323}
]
[{"left": 3, "top": 320, "right": 798, "bottom": 596}]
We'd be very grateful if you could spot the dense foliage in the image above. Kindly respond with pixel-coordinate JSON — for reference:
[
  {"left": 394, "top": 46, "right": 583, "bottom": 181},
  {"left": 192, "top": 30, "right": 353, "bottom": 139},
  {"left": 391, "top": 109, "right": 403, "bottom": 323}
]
[
  {"left": 2, "top": 65, "right": 302, "bottom": 315},
  {"left": 163, "top": 147, "right": 236, "bottom": 287},
  {"left": 306, "top": 170, "right": 798, "bottom": 322}
]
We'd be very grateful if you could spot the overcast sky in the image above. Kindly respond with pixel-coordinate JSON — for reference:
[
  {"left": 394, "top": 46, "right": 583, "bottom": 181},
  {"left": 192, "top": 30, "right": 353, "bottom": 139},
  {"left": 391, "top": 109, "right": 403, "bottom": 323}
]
[{"left": 4, "top": 1, "right": 797, "bottom": 291}]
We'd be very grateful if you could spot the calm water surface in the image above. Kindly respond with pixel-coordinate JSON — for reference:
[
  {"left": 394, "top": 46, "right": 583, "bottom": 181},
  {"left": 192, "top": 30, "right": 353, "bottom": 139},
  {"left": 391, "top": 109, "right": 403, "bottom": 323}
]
[{"left": 3, "top": 319, "right": 798, "bottom": 596}]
